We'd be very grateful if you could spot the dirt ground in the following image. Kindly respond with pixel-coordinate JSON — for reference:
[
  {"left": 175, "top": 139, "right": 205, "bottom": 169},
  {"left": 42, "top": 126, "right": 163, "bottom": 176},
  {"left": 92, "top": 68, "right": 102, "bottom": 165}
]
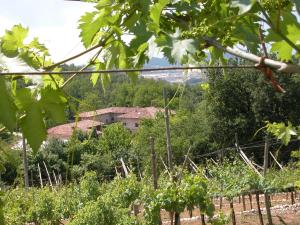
[{"left": 160, "top": 192, "right": 300, "bottom": 225}]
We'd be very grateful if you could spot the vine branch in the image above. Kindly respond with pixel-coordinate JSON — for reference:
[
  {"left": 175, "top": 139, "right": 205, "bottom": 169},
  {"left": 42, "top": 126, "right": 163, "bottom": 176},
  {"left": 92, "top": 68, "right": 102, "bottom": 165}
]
[
  {"left": 203, "top": 36, "right": 300, "bottom": 74},
  {"left": 258, "top": 3, "right": 300, "bottom": 54}
]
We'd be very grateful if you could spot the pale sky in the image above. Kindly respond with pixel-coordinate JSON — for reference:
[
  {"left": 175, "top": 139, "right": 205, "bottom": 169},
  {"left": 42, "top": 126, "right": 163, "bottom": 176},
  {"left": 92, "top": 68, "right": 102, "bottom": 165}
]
[{"left": 0, "top": 0, "right": 95, "bottom": 65}]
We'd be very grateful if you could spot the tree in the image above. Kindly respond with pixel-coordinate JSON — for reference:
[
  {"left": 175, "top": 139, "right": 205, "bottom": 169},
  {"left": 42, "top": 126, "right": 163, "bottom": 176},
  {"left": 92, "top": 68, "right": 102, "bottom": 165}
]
[
  {"left": 100, "top": 123, "right": 132, "bottom": 165},
  {"left": 1, "top": 0, "right": 300, "bottom": 152},
  {"left": 204, "top": 67, "right": 300, "bottom": 149}
]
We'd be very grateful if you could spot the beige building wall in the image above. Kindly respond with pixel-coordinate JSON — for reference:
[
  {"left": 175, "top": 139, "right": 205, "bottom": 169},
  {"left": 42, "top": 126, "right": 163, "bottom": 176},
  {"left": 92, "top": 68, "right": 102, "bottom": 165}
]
[{"left": 118, "top": 118, "right": 140, "bottom": 132}]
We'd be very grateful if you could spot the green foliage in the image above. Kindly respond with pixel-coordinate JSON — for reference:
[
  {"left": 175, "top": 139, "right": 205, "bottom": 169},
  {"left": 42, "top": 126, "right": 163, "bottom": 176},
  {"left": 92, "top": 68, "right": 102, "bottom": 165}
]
[
  {"left": 207, "top": 158, "right": 259, "bottom": 200},
  {"left": 204, "top": 67, "right": 300, "bottom": 148},
  {"left": 27, "top": 188, "right": 60, "bottom": 225},
  {"left": 0, "top": 78, "right": 17, "bottom": 131},
  {"left": 265, "top": 121, "right": 298, "bottom": 145},
  {"left": 69, "top": 199, "right": 117, "bottom": 225},
  {"left": 4, "top": 187, "right": 60, "bottom": 225},
  {"left": 0, "top": 25, "right": 67, "bottom": 152},
  {"left": 79, "top": 171, "right": 101, "bottom": 202},
  {"left": 143, "top": 173, "right": 214, "bottom": 225},
  {"left": 104, "top": 174, "right": 141, "bottom": 208},
  {"left": 100, "top": 123, "right": 132, "bottom": 163},
  {"left": 1, "top": 25, "right": 28, "bottom": 57}
]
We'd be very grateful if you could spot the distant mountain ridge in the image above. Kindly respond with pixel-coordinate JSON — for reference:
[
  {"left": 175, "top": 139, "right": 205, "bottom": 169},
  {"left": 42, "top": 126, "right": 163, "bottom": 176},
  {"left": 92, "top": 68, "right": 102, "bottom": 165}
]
[
  {"left": 144, "top": 57, "right": 176, "bottom": 68},
  {"left": 142, "top": 57, "right": 207, "bottom": 84}
]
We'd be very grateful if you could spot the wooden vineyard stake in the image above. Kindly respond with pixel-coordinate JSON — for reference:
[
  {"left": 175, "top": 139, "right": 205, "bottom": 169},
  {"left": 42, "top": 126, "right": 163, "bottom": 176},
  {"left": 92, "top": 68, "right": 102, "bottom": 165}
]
[
  {"left": 248, "top": 193, "right": 253, "bottom": 209},
  {"left": 150, "top": 137, "right": 158, "bottom": 190},
  {"left": 120, "top": 158, "right": 129, "bottom": 177},
  {"left": 163, "top": 87, "right": 173, "bottom": 171},
  {"left": 43, "top": 161, "right": 53, "bottom": 190},
  {"left": 291, "top": 188, "right": 295, "bottom": 205},
  {"left": 256, "top": 191, "right": 264, "bottom": 225},
  {"left": 269, "top": 152, "right": 283, "bottom": 170},
  {"left": 149, "top": 137, "right": 162, "bottom": 225},
  {"left": 22, "top": 135, "right": 29, "bottom": 189},
  {"left": 30, "top": 170, "right": 34, "bottom": 186},
  {"left": 201, "top": 214, "right": 206, "bottom": 225},
  {"left": 53, "top": 170, "right": 58, "bottom": 186},
  {"left": 230, "top": 200, "right": 236, "bottom": 225},
  {"left": 235, "top": 135, "right": 261, "bottom": 177},
  {"left": 263, "top": 135, "right": 273, "bottom": 225},
  {"left": 38, "top": 163, "right": 43, "bottom": 188},
  {"left": 242, "top": 194, "right": 246, "bottom": 211}
]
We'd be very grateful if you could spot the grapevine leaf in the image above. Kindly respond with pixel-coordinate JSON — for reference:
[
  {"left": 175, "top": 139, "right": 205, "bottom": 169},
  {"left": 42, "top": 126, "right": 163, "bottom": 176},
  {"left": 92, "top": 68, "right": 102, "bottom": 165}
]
[
  {"left": 132, "top": 42, "right": 148, "bottom": 67},
  {"left": 0, "top": 77, "right": 17, "bottom": 131},
  {"left": 19, "top": 49, "right": 41, "bottom": 69},
  {"left": 266, "top": 12, "right": 300, "bottom": 60},
  {"left": 149, "top": 0, "right": 170, "bottom": 32},
  {"left": 271, "top": 41, "right": 293, "bottom": 61},
  {"left": 95, "top": 0, "right": 111, "bottom": 9},
  {"left": 90, "top": 62, "right": 105, "bottom": 86},
  {"left": 78, "top": 10, "right": 110, "bottom": 48},
  {"left": 231, "top": 0, "right": 256, "bottom": 15},
  {"left": 106, "top": 42, "right": 119, "bottom": 69},
  {"left": 266, "top": 122, "right": 297, "bottom": 146},
  {"left": 124, "top": 11, "right": 141, "bottom": 29},
  {"left": 118, "top": 42, "right": 127, "bottom": 69},
  {"left": 101, "top": 74, "right": 111, "bottom": 92},
  {"left": 16, "top": 88, "right": 46, "bottom": 153},
  {"left": 90, "top": 73, "right": 99, "bottom": 87},
  {"left": 172, "top": 39, "right": 196, "bottom": 64},
  {"left": 209, "top": 47, "right": 224, "bottom": 65},
  {"left": 20, "top": 103, "right": 46, "bottom": 154},
  {"left": 156, "top": 30, "right": 197, "bottom": 64},
  {"left": 15, "top": 88, "right": 34, "bottom": 110},
  {"left": 1, "top": 25, "right": 28, "bottom": 57},
  {"left": 40, "top": 87, "right": 67, "bottom": 124}
]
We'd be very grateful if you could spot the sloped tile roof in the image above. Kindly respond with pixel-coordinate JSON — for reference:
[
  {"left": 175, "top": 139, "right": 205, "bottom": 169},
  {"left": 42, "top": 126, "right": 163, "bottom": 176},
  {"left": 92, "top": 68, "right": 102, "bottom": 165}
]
[
  {"left": 79, "top": 107, "right": 141, "bottom": 118},
  {"left": 47, "top": 120, "right": 102, "bottom": 139},
  {"left": 117, "top": 107, "right": 162, "bottom": 119}
]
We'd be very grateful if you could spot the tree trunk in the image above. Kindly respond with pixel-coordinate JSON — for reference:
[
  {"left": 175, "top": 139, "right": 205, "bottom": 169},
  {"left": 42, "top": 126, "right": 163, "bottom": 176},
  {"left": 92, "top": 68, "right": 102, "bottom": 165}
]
[
  {"left": 264, "top": 193, "right": 273, "bottom": 225},
  {"left": 174, "top": 212, "right": 180, "bottom": 225},
  {"left": 291, "top": 189, "right": 295, "bottom": 205},
  {"left": 242, "top": 194, "right": 246, "bottom": 211},
  {"left": 249, "top": 193, "right": 253, "bottom": 209},
  {"left": 170, "top": 212, "right": 174, "bottom": 225},
  {"left": 230, "top": 200, "right": 236, "bottom": 225},
  {"left": 22, "top": 136, "right": 29, "bottom": 189},
  {"left": 219, "top": 196, "right": 223, "bottom": 209},
  {"left": 263, "top": 136, "right": 273, "bottom": 225},
  {"left": 256, "top": 191, "right": 264, "bottom": 225},
  {"left": 201, "top": 214, "right": 206, "bottom": 225}
]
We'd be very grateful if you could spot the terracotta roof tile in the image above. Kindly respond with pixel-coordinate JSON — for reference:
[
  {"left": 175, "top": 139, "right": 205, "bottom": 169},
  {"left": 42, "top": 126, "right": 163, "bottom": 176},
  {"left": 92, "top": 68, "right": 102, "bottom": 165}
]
[
  {"left": 117, "top": 107, "right": 163, "bottom": 119},
  {"left": 79, "top": 107, "right": 141, "bottom": 118},
  {"left": 47, "top": 120, "right": 102, "bottom": 139}
]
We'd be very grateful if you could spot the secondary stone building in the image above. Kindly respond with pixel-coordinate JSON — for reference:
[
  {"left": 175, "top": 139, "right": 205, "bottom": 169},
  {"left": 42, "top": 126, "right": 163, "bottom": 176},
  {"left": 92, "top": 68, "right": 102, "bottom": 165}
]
[{"left": 47, "top": 107, "right": 162, "bottom": 139}]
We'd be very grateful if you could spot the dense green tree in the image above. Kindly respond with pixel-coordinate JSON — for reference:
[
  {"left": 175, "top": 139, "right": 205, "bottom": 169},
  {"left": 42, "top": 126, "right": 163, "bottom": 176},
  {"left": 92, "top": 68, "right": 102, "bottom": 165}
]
[
  {"left": 100, "top": 123, "right": 132, "bottom": 164},
  {"left": 204, "top": 67, "right": 300, "bottom": 149}
]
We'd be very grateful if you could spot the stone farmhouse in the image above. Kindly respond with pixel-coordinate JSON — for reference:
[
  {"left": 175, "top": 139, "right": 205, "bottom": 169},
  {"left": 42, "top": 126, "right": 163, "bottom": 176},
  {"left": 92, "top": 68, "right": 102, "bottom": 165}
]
[{"left": 47, "top": 107, "right": 162, "bottom": 140}]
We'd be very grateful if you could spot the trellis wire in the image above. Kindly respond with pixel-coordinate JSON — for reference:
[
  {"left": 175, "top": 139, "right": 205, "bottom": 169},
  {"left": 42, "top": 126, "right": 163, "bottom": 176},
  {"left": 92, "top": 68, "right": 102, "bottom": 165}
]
[
  {"left": 192, "top": 139, "right": 299, "bottom": 159},
  {"left": 0, "top": 65, "right": 257, "bottom": 76}
]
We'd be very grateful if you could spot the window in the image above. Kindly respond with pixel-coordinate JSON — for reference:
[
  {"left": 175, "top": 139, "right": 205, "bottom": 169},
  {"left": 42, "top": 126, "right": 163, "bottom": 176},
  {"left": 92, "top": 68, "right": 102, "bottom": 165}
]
[
  {"left": 135, "top": 123, "right": 139, "bottom": 127},
  {"left": 123, "top": 122, "right": 127, "bottom": 126},
  {"left": 111, "top": 117, "right": 114, "bottom": 121}
]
